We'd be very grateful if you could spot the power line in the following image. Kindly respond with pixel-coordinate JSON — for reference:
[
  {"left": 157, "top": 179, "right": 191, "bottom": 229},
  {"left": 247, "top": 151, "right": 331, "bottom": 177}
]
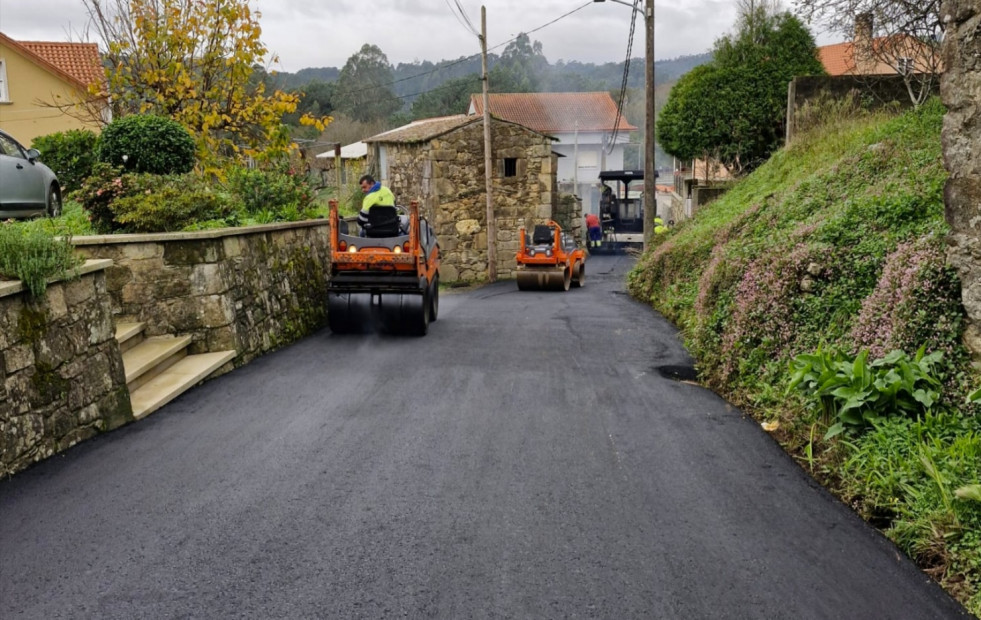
[
  {"left": 444, "top": 0, "right": 479, "bottom": 37},
  {"left": 608, "top": 0, "right": 639, "bottom": 153},
  {"left": 454, "top": 0, "right": 479, "bottom": 36}
]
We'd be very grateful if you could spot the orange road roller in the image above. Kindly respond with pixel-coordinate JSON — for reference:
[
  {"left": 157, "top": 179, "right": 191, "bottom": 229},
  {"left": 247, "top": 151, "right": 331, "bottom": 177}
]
[
  {"left": 515, "top": 221, "right": 586, "bottom": 291},
  {"left": 327, "top": 199, "right": 440, "bottom": 335}
]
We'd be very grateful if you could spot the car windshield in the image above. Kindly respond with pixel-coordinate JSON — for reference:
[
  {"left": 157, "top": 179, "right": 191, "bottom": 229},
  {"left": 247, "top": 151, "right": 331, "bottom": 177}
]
[{"left": 0, "top": 133, "right": 25, "bottom": 159}]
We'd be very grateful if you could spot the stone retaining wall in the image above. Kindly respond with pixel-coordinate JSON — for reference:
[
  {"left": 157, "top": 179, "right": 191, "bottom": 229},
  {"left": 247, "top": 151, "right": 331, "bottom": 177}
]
[
  {"left": 941, "top": 0, "right": 981, "bottom": 356},
  {"left": 72, "top": 221, "right": 331, "bottom": 367},
  {"left": 1, "top": 260, "right": 132, "bottom": 478},
  {"left": 786, "top": 74, "right": 937, "bottom": 141}
]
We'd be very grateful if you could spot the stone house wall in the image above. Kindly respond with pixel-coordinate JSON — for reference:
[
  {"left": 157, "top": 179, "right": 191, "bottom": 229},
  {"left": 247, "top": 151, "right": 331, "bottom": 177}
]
[
  {"left": 72, "top": 221, "right": 331, "bottom": 367},
  {"left": 941, "top": 0, "right": 981, "bottom": 356},
  {"left": 380, "top": 119, "right": 557, "bottom": 282},
  {"left": 1, "top": 260, "right": 132, "bottom": 478}
]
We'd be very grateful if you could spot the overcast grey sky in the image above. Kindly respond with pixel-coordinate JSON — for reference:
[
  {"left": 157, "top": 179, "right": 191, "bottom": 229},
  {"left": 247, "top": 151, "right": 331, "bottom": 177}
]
[{"left": 0, "top": 0, "right": 838, "bottom": 73}]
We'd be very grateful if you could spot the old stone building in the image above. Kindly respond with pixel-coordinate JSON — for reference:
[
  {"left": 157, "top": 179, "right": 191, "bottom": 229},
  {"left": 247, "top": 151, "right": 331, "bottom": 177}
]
[
  {"left": 363, "top": 114, "right": 561, "bottom": 282},
  {"left": 942, "top": 0, "right": 981, "bottom": 356}
]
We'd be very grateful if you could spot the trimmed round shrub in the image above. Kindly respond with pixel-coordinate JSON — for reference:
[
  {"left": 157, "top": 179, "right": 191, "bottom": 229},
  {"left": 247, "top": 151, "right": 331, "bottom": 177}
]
[
  {"left": 97, "top": 115, "right": 196, "bottom": 174},
  {"left": 31, "top": 129, "right": 100, "bottom": 193}
]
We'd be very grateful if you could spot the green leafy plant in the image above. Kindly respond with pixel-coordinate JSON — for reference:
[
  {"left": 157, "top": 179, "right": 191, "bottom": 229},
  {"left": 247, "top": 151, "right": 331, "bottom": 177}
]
[
  {"left": 110, "top": 182, "right": 233, "bottom": 233},
  {"left": 0, "top": 223, "right": 82, "bottom": 298},
  {"left": 97, "top": 114, "right": 196, "bottom": 174},
  {"left": 75, "top": 163, "right": 141, "bottom": 233},
  {"left": 225, "top": 164, "right": 316, "bottom": 217},
  {"left": 31, "top": 129, "right": 100, "bottom": 193},
  {"left": 787, "top": 346, "right": 943, "bottom": 439},
  {"left": 76, "top": 163, "right": 235, "bottom": 233}
]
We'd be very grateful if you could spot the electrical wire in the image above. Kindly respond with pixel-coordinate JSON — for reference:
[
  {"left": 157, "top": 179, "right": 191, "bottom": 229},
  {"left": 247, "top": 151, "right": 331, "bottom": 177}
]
[
  {"left": 444, "top": 0, "right": 479, "bottom": 36},
  {"left": 607, "top": 0, "right": 639, "bottom": 153},
  {"left": 454, "top": 0, "right": 479, "bottom": 36}
]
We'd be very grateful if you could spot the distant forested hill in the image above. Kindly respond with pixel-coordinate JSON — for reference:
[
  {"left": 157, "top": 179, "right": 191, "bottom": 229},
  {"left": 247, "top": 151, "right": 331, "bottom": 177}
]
[{"left": 271, "top": 52, "right": 712, "bottom": 99}]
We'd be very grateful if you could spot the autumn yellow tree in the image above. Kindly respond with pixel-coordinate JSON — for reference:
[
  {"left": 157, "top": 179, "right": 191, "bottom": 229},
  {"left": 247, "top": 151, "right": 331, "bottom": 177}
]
[{"left": 84, "top": 0, "right": 327, "bottom": 167}]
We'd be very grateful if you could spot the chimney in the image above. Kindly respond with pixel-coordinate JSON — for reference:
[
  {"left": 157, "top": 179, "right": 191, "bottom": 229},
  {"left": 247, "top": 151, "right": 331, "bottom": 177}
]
[{"left": 854, "top": 13, "right": 874, "bottom": 70}]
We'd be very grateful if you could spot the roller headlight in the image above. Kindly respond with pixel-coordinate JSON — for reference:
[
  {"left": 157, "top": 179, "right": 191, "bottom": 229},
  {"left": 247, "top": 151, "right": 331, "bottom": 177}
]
[
  {"left": 393, "top": 245, "right": 402, "bottom": 254},
  {"left": 545, "top": 249, "right": 553, "bottom": 257},
  {"left": 348, "top": 245, "right": 358, "bottom": 253},
  {"left": 527, "top": 249, "right": 536, "bottom": 257}
]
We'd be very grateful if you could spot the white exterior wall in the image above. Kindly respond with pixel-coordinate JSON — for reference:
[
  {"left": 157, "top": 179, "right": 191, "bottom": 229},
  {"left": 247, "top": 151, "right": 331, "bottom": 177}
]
[{"left": 552, "top": 131, "right": 633, "bottom": 214}]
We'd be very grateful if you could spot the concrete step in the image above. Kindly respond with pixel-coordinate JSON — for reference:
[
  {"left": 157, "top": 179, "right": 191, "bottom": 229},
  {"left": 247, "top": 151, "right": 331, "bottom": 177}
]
[
  {"left": 130, "top": 351, "right": 237, "bottom": 419},
  {"left": 122, "top": 335, "right": 192, "bottom": 388},
  {"left": 115, "top": 322, "right": 146, "bottom": 354}
]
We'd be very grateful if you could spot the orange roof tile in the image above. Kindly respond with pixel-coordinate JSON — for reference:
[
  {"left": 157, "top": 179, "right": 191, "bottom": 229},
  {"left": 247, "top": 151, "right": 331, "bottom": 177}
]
[
  {"left": 19, "top": 40, "right": 105, "bottom": 89},
  {"left": 0, "top": 33, "right": 105, "bottom": 91},
  {"left": 818, "top": 35, "right": 938, "bottom": 77},
  {"left": 818, "top": 41, "right": 858, "bottom": 76},
  {"left": 469, "top": 92, "right": 636, "bottom": 134}
]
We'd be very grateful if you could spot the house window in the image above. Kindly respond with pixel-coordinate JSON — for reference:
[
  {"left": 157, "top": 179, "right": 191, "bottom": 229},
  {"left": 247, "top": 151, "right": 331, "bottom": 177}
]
[
  {"left": 0, "top": 59, "right": 9, "bottom": 102},
  {"left": 503, "top": 157, "right": 517, "bottom": 177}
]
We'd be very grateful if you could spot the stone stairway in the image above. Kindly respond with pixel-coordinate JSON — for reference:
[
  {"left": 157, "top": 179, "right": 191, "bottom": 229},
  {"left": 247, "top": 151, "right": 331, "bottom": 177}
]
[{"left": 115, "top": 322, "right": 236, "bottom": 419}]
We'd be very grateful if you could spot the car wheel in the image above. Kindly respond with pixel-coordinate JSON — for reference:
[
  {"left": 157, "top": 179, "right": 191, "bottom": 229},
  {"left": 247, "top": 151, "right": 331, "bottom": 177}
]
[{"left": 46, "top": 183, "right": 62, "bottom": 218}]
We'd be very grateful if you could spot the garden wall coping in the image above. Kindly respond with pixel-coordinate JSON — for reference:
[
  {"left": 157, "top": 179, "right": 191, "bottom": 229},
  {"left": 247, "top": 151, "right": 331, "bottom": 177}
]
[
  {"left": 70, "top": 220, "right": 328, "bottom": 246},
  {"left": 0, "top": 259, "right": 113, "bottom": 300}
]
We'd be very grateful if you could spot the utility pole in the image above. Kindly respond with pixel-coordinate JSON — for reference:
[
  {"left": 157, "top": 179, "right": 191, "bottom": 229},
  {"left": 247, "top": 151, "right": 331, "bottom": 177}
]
[
  {"left": 643, "top": 0, "right": 655, "bottom": 251},
  {"left": 480, "top": 5, "right": 497, "bottom": 282},
  {"left": 594, "top": 0, "right": 656, "bottom": 251}
]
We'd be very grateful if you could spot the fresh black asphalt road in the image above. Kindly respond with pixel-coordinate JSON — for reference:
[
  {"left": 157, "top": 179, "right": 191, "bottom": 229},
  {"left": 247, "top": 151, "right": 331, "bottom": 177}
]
[{"left": 0, "top": 255, "right": 969, "bottom": 619}]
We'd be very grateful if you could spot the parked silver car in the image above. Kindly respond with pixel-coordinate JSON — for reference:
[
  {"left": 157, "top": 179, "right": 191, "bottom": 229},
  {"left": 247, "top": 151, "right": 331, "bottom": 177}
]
[{"left": 0, "top": 129, "right": 62, "bottom": 219}]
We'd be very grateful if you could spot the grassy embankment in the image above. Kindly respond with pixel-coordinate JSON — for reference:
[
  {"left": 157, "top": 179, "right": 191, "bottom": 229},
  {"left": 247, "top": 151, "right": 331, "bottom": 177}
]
[{"left": 628, "top": 98, "right": 980, "bottom": 615}]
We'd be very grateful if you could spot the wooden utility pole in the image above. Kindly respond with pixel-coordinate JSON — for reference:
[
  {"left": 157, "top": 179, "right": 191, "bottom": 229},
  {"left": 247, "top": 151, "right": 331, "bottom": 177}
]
[
  {"left": 642, "top": 0, "right": 656, "bottom": 251},
  {"left": 481, "top": 5, "right": 497, "bottom": 282}
]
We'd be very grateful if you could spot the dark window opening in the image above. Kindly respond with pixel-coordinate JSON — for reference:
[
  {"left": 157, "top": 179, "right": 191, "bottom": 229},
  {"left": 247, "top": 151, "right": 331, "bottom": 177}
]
[{"left": 503, "top": 158, "right": 517, "bottom": 177}]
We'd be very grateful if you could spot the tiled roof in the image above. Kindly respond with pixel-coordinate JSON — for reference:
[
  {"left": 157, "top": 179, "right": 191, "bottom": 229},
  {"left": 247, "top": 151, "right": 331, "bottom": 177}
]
[
  {"left": 469, "top": 92, "right": 636, "bottom": 134},
  {"left": 0, "top": 33, "right": 105, "bottom": 90},
  {"left": 365, "top": 115, "right": 479, "bottom": 144},
  {"left": 20, "top": 40, "right": 105, "bottom": 88},
  {"left": 818, "top": 41, "right": 858, "bottom": 76},
  {"left": 817, "top": 36, "right": 935, "bottom": 76}
]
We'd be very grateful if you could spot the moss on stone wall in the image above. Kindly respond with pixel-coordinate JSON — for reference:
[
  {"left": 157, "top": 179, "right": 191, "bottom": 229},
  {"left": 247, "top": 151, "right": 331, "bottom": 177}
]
[
  {"left": 30, "top": 361, "right": 69, "bottom": 405},
  {"left": 17, "top": 304, "right": 48, "bottom": 345}
]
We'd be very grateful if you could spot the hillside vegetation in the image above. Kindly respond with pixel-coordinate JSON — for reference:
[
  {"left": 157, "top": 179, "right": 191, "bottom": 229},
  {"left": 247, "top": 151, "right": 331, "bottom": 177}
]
[{"left": 628, "top": 99, "right": 980, "bottom": 614}]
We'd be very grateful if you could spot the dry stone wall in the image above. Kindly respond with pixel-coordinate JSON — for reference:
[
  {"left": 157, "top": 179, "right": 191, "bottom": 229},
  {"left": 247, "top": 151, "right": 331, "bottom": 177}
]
[
  {"left": 0, "top": 261, "right": 131, "bottom": 477},
  {"left": 941, "top": 1, "right": 981, "bottom": 355},
  {"left": 73, "top": 221, "right": 331, "bottom": 367}
]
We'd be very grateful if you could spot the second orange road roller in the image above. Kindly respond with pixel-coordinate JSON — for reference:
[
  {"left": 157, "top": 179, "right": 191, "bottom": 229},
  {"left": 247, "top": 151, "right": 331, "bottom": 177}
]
[{"left": 515, "top": 220, "right": 586, "bottom": 291}]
